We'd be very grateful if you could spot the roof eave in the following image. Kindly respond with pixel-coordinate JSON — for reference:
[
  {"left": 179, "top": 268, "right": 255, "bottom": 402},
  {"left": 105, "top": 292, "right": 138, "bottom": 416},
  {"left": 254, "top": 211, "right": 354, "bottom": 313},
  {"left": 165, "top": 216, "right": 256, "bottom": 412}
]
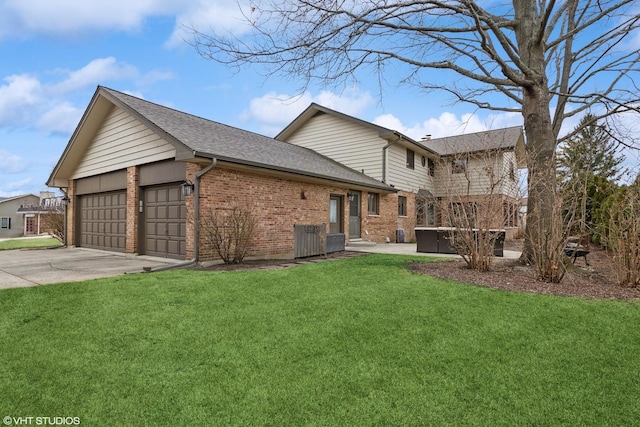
[{"left": 196, "top": 153, "right": 397, "bottom": 193}]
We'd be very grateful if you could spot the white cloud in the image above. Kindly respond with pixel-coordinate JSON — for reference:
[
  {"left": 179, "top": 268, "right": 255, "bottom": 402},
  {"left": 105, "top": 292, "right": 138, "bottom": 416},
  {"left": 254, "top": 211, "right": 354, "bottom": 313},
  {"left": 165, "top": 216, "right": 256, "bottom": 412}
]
[
  {"left": 0, "top": 57, "right": 167, "bottom": 135},
  {"left": 165, "top": 1, "right": 259, "bottom": 48},
  {"left": 243, "top": 88, "right": 374, "bottom": 135},
  {"left": 374, "top": 111, "right": 522, "bottom": 140},
  {"left": 0, "top": 177, "right": 33, "bottom": 197},
  {"left": 0, "top": 0, "right": 251, "bottom": 48},
  {"left": 0, "top": 150, "right": 28, "bottom": 174},
  {"left": 0, "top": 0, "right": 182, "bottom": 40},
  {"left": 37, "top": 102, "right": 83, "bottom": 135},
  {"left": 52, "top": 57, "right": 139, "bottom": 94},
  {"left": 0, "top": 74, "right": 42, "bottom": 127}
]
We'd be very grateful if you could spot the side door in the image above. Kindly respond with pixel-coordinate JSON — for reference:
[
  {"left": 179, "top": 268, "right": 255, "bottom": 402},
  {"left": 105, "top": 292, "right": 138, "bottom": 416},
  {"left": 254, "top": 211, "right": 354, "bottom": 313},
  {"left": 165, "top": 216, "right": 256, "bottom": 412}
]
[{"left": 348, "top": 191, "right": 361, "bottom": 239}]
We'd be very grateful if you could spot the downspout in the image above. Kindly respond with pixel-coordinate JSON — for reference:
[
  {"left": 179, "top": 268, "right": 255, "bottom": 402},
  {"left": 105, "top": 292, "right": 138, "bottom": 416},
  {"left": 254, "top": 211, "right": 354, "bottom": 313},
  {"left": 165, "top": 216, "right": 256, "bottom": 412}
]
[
  {"left": 193, "top": 157, "right": 217, "bottom": 261},
  {"left": 382, "top": 133, "right": 402, "bottom": 183},
  {"left": 145, "top": 157, "right": 217, "bottom": 272}
]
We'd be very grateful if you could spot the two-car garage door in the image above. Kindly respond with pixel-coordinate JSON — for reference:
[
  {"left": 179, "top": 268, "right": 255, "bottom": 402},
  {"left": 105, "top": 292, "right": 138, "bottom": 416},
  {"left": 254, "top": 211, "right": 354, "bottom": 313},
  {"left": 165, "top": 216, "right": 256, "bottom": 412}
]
[{"left": 78, "top": 184, "right": 186, "bottom": 259}]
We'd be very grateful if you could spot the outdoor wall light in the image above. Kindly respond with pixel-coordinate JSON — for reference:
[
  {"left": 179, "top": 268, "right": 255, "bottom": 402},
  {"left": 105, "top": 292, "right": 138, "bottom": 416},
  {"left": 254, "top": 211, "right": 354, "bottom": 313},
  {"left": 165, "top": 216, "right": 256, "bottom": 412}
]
[{"left": 181, "top": 180, "right": 194, "bottom": 197}]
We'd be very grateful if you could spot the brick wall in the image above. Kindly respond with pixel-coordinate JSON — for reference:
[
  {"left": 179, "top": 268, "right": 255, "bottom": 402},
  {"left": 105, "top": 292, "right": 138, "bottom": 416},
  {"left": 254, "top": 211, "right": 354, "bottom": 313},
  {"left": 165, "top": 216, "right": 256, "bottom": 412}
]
[
  {"left": 397, "top": 191, "right": 417, "bottom": 242},
  {"left": 65, "top": 162, "right": 409, "bottom": 259},
  {"left": 358, "top": 190, "right": 417, "bottom": 243},
  {"left": 360, "top": 192, "right": 397, "bottom": 243},
  {"left": 188, "top": 164, "right": 350, "bottom": 262}
]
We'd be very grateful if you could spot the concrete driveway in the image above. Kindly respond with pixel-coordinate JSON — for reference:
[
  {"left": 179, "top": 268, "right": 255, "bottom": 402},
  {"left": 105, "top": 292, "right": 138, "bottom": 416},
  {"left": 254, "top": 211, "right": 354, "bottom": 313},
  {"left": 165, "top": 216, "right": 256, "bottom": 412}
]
[{"left": 0, "top": 247, "right": 179, "bottom": 289}]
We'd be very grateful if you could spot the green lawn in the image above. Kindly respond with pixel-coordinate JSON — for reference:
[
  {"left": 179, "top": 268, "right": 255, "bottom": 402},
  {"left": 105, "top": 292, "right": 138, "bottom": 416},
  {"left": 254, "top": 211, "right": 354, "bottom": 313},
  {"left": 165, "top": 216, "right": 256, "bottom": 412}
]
[
  {"left": 1, "top": 254, "right": 639, "bottom": 426},
  {"left": 0, "top": 237, "right": 62, "bottom": 250}
]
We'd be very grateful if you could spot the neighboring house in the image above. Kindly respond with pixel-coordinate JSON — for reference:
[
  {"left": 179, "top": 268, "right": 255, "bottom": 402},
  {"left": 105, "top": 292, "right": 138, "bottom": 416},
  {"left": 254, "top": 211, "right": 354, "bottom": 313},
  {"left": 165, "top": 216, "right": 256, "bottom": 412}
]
[
  {"left": 277, "top": 103, "right": 526, "bottom": 242},
  {"left": 0, "top": 194, "right": 40, "bottom": 238},
  {"left": 47, "top": 86, "right": 396, "bottom": 261},
  {"left": 16, "top": 191, "right": 65, "bottom": 236}
]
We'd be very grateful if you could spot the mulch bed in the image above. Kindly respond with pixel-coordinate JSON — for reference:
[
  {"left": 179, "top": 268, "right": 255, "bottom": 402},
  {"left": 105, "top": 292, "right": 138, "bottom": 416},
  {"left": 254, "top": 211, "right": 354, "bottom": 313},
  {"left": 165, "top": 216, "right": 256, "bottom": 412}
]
[{"left": 410, "top": 240, "right": 640, "bottom": 300}]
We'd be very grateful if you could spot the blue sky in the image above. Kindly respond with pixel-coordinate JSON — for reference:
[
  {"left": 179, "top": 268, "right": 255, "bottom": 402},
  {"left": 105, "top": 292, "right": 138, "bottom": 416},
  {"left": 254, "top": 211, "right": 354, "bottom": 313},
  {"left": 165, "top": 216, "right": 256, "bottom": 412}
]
[{"left": 0, "top": 1, "right": 637, "bottom": 197}]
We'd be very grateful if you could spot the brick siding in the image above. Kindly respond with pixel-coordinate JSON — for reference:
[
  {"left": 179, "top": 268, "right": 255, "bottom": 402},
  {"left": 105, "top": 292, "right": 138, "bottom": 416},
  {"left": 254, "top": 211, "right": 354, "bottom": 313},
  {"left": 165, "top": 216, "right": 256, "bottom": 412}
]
[
  {"left": 187, "top": 164, "right": 351, "bottom": 262},
  {"left": 125, "top": 166, "right": 139, "bottom": 253},
  {"left": 65, "top": 161, "right": 408, "bottom": 261}
]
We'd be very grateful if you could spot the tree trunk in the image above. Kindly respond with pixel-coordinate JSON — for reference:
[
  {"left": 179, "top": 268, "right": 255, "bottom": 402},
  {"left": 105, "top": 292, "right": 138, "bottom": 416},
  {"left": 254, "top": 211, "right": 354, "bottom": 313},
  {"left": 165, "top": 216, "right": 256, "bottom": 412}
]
[
  {"left": 513, "top": 0, "right": 562, "bottom": 278},
  {"left": 521, "top": 84, "right": 558, "bottom": 264}
]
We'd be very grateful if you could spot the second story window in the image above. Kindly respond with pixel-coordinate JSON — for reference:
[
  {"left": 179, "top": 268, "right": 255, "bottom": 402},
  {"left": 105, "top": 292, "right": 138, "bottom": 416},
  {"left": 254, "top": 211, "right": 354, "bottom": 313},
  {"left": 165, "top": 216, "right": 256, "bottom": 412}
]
[
  {"left": 428, "top": 158, "right": 435, "bottom": 177},
  {"left": 452, "top": 158, "right": 467, "bottom": 174},
  {"left": 406, "top": 149, "right": 415, "bottom": 169}
]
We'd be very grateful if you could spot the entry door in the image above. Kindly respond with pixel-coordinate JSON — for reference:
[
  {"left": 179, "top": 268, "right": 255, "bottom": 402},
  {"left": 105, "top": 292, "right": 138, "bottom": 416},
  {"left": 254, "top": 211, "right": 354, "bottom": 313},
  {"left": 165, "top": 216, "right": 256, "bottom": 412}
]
[
  {"left": 349, "top": 191, "right": 361, "bottom": 239},
  {"left": 25, "top": 216, "right": 35, "bottom": 234}
]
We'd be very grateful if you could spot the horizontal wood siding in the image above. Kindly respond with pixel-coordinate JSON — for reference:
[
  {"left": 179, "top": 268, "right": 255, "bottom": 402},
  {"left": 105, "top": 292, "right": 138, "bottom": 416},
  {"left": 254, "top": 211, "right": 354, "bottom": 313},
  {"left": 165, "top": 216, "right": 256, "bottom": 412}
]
[
  {"left": 386, "top": 144, "right": 436, "bottom": 193},
  {"left": 72, "top": 107, "right": 176, "bottom": 179},
  {"left": 434, "top": 154, "right": 506, "bottom": 197},
  {"left": 500, "top": 151, "right": 520, "bottom": 198},
  {"left": 285, "top": 114, "right": 384, "bottom": 180}
]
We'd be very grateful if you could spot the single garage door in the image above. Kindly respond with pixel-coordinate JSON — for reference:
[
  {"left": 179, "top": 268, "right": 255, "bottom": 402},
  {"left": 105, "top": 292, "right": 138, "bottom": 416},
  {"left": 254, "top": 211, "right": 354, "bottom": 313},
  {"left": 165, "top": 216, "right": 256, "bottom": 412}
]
[
  {"left": 79, "top": 191, "right": 127, "bottom": 252},
  {"left": 144, "top": 184, "right": 186, "bottom": 259}
]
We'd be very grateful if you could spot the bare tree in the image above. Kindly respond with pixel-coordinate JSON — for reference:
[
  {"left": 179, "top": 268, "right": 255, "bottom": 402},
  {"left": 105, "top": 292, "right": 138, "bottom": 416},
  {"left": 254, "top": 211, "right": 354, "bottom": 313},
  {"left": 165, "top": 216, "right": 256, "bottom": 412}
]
[
  {"left": 40, "top": 212, "right": 64, "bottom": 243},
  {"left": 199, "top": 204, "right": 258, "bottom": 264},
  {"left": 189, "top": 0, "right": 640, "bottom": 281},
  {"left": 606, "top": 178, "right": 640, "bottom": 287}
]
